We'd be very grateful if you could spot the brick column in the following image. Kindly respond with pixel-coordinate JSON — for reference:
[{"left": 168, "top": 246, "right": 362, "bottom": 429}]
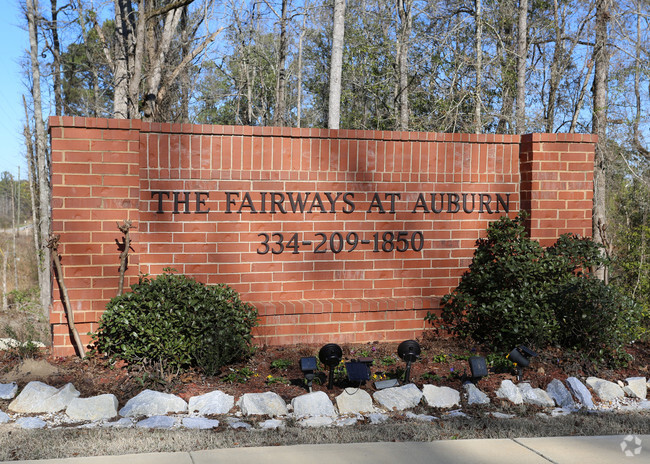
[
  {"left": 50, "top": 117, "right": 141, "bottom": 355},
  {"left": 519, "top": 133, "right": 596, "bottom": 246}
]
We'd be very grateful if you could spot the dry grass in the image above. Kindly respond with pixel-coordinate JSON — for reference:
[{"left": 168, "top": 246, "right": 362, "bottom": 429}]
[{"left": 1, "top": 412, "right": 649, "bottom": 461}]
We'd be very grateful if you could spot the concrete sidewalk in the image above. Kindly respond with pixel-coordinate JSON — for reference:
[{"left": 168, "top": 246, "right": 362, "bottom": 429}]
[{"left": 6, "top": 435, "right": 649, "bottom": 464}]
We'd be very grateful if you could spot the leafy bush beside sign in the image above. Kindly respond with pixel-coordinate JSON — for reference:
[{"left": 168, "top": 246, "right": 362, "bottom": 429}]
[
  {"left": 426, "top": 213, "right": 646, "bottom": 365},
  {"left": 92, "top": 271, "right": 258, "bottom": 375}
]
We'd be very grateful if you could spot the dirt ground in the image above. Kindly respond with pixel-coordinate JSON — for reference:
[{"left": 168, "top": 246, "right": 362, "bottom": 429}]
[{"left": 2, "top": 334, "right": 649, "bottom": 409}]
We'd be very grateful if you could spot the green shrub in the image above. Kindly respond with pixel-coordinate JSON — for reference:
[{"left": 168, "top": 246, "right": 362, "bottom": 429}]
[
  {"left": 93, "top": 271, "right": 258, "bottom": 375},
  {"left": 427, "top": 213, "right": 644, "bottom": 364},
  {"left": 549, "top": 276, "right": 643, "bottom": 363}
]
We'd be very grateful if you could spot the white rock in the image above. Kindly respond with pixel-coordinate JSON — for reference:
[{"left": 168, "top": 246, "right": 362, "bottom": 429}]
[
  {"left": 405, "top": 411, "right": 437, "bottom": 422},
  {"left": 135, "top": 415, "right": 176, "bottom": 429},
  {"left": 546, "top": 379, "right": 576, "bottom": 409},
  {"left": 373, "top": 383, "right": 422, "bottom": 411},
  {"left": 9, "top": 381, "right": 79, "bottom": 413},
  {"left": 66, "top": 394, "right": 119, "bottom": 421},
  {"left": 464, "top": 383, "right": 490, "bottom": 405},
  {"left": 490, "top": 412, "right": 515, "bottom": 419},
  {"left": 444, "top": 409, "right": 468, "bottom": 418},
  {"left": 259, "top": 419, "right": 285, "bottom": 430},
  {"left": 188, "top": 390, "right": 234, "bottom": 415},
  {"left": 550, "top": 407, "right": 572, "bottom": 417},
  {"left": 367, "top": 412, "right": 389, "bottom": 424},
  {"left": 102, "top": 418, "right": 134, "bottom": 428},
  {"left": 496, "top": 380, "right": 523, "bottom": 405},
  {"left": 119, "top": 389, "right": 188, "bottom": 417},
  {"left": 624, "top": 377, "right": 647, "bottom": 400},
  {"left": 0, "top": 411, "right": 9, "bottom": 424},
  {"left": 566, "top": 377, "right": 595, "bottom": 409},
  {"left": 422, "top": 385, "right": 460, "bottom": 408},
  {"left": 0, "top": 382, "right": 18, "bottom": 400},
  {"left": 336, "top": 388, "right": 374, "bottom": 414},
  {"left": 586, "top": 377, "right": 625, "bottom": 402},
  {"left": 16, "top": 417, "right": 47, "bottom": 429},
  {"left": 228, "top": 420, "right": 252, "bottom": 430},
  {"left": 182, "top": 417, "right": 220, "bottom": 429},
  {"left": 238, "top": 392, "right": 288, "bottom": 417},
  {"left": 334, "top": 417, "right": 358, "bottom": 427},
  {"left": 299, "top": 416, "right": 334, "bottom": 427},
  {"left": 292, "top": 391, "right": 337, "bottom": 418},
  {"left": 518, "top": 383, "right": 555, "bottom": 407}
]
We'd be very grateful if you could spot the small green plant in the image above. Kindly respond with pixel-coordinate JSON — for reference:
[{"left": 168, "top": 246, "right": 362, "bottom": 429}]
[
  {"left": 270, "top": 359, "right": 292, "bottom": 370},
  {"left": 2, "top": 324, "right": 41, "bottom": 360},
  {"left": 265, "top": 375, "right": 289, "bottom": 385},
  {"left": 430, "top": 354, "right": 449, "bottom": 364},
  {"left": 380, "top": 355, "right": 396, "bottom": 366},
  {"left": 92, "top": 271, "right": 258, "bottom": 375},
  {"left": 223, "top": 367, "right": 256, "bottom": 383},
  {"left": 486, "top": 352, "right": 513, "bottom": 373},
  {"left": 421, "top": 372, "right": 442, "bottom": 382}
]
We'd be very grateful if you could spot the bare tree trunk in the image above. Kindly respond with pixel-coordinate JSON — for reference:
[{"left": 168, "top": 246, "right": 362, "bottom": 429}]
[
  {"left": 545, "top": 0, "right": 562, "bottom": 133},
  {"left": 50, "top": 0, "right": 63, "bottom": 116},
  {"left": 26, "top": 0, "right": 52, "bottom": 327},
  {"left": 474, "top": 0, "right": 483, "bottom": 134},
  {"left": 515, "top": 0, "right": 528, "bottom": 133},
  {"left": 296, "top": 2, "right": 308, "bottom": 128},
  {"left": 396, "top": 0, "right": 412, "bottom": 131},
  {"left": 1, "top": 249, "right": 6, "bottom": 312},
  {"left": 272, "top": 0, "right": 289, "bottom": 126},
  {"left": 592, "top": 0, "right": 611, "bottom": 279},
  {"left": 328, "top": 0, "right": 346, "bottom": 129},
  {"left": 569, "top": 56, "right": 594, "bottom": 133},
  {"left": 22, "top": 96, "right": 40, "bottom": 259}
]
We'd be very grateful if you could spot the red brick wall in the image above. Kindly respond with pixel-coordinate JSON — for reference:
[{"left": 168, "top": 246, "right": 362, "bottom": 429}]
[{"left": 49, "top": 117, "right": 595, "bottom": 356}]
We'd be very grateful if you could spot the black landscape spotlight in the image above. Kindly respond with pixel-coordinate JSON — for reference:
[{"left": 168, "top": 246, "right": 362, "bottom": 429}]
[
  {"left": 468, "top": 356, "right": 488, "bottom": 383},
  {"left": 299, "top": 356, "right": 318, "bottom": 392},
  {"left": 319, "top": 343, "right": 343, "bottom": 390},
  {"left": 507, "top": 345, "right": 538, "bottom": 380},
  {"left": 397, "top": 340, "right": 421, "bottom": 384}
]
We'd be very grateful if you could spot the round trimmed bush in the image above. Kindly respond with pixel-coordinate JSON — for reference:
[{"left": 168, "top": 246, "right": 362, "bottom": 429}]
[{"left": 93, "top": 271, "right": 258, "bottom": 375}]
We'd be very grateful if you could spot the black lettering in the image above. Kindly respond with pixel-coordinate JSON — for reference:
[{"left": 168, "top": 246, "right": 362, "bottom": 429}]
[
  {"left": 324, "top": 192, "right": 343, "bottom": 213},
  {"left": 173, "top": 191, "right": 191, "bottom": 214},
  {"left": 260, "top": 192, "right": 268, "bottom": 213},
  {"left": 495, "top": 193, "right": 510, "bottom": 213},
  {"left": 462, "top": 193, "right": 476, "bottom": 213},
  {"left": 431, "top": 193, "right": 443, "bottom": 213},
  {"left": 195, "top": 192, "right": 210, "bottom": 213},
  {"left": 308, "top": 193, "right": 327, "bottom": 213},
  {"left": 237, "top": 192, "right": 258, "bottom": 213},
  {"left": 343, "top": 192, "right": 355, "bottom": 213},
  {"left": 447, "top": 193, "right": 460, "bottom": 213},
  {"left": 225, "top": 192, "right": 239, "bottom": 214},
  {"left": 412, "top": 193, "right": 430, "bottom": 213},
  {"left": 479, "top": 194, "right": 493, "bottom": 213},
  {"left": 270, "top": 192, "right": 286, "bottom": 213},
  {"left": 385, "top": 193, "right": 401, "bottom": 213},
  {"left": 151, "top": 191, "right": 170, "bottom": 213},
  {"left": 367, "top": 193, "right": 386, "bottom": 213},
  {"left": 288, "top": 192, "right": 310, "bottom": 213}
]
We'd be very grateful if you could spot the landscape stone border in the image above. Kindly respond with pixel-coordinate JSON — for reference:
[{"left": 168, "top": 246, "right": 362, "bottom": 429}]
[{"left": 1, "top": 376, "right": 649, "bottom": 430}]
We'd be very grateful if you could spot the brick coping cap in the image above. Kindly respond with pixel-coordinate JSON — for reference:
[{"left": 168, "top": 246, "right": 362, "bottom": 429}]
[{"left": 48, "top": 116, "right": 597, "bottom": 144}]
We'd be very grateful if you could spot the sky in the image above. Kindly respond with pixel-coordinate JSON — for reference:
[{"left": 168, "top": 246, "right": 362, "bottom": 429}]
[{"left": 0, "top": 1, "right": 29, "bottom": 180}]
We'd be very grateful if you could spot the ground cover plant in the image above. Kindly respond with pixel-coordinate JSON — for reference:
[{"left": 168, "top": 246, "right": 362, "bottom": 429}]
[{"left": 426, "top": 213, "right": 648, "bottom": 367}]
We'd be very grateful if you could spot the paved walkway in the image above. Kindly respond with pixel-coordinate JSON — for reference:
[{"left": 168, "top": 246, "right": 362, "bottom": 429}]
[{"left": 6, "top": 435, "right": 649, "bottom": 464}]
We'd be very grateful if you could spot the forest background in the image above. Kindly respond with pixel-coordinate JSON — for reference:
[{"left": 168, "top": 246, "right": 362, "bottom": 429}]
[{"left": 0, "top": 0, "right": 648, "bottom": 342}]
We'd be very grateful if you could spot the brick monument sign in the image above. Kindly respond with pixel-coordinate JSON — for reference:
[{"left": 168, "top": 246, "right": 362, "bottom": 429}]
[{"left": 49, "top": 116, "right": 595, "bottom": 356}]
